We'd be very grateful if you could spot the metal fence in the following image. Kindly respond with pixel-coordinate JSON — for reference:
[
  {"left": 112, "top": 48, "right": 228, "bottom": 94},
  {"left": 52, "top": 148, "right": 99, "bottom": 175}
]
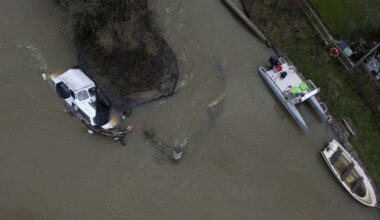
[{"left": 302, "top": 0, "right": 380, "bottom": 126}]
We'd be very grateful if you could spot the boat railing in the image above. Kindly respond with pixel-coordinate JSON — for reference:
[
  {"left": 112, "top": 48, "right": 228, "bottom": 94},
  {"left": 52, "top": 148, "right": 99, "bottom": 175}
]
[
  {"left": 299, "top": 80, "right": 318, "bottom": 99},
  {"left": 319, "top": 102, "right": 328, "bottom": 113},
  {"left": 279, "top": 58, "right": 287, "bottom": 64},
  {"left": 305, "top": 80, "right": 318, "bottom": 92}
]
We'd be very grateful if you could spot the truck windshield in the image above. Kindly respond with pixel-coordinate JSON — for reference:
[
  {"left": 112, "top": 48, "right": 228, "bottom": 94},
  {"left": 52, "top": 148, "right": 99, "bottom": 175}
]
[
  {"left": 88, "top": 87, "right": 96, "bottom": 97},
  {"left": 77, "top": 90, "right": 89, "bottom": 101}
]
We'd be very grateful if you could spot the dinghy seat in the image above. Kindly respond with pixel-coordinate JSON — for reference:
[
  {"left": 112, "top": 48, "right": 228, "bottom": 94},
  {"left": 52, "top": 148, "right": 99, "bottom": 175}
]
[
  {"left": 340, "top": 163, "right": 355, "bottom": 180},
  {"left": 299, "top": 81, "right": 309, "bottom": 91},
  {"left": 329, "top": 148, "right": 342, "bottom": 164},
  {"left": 351, "top": 177, "right": 365, "bottom": 197},
  {"left": 290, "top": 86, "right": 301, "bottom": 95}
]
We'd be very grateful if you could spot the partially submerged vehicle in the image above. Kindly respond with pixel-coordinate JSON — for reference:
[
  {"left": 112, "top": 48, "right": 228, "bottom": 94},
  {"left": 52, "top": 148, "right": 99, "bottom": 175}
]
[
  {"left": 258, "top": 57, "right": 327, "bottom": 132},
  {"left": 321, "top": 139, "right": 377, "bottom": 207},
  {"left": 43, "top": 67, "right": 132, "bottom": 145}
]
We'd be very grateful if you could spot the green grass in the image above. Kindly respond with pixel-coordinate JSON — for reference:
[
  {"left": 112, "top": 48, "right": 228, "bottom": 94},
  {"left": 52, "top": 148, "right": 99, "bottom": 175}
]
[
  {"left": 244, "top": 0, "right": 380, "bottom": 188},
  {"left": 311, "top": 0, "right": 380, "bottom": 38}
]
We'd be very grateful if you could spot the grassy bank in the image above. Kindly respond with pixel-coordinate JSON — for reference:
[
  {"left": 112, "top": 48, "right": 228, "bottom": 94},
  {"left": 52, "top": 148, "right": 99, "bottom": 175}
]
[
  {"left": 242, "top": 0, "right": 380, "bottom": 188},
  {"left": 311, "top": 0, "right": 380, "bottom": 39}
]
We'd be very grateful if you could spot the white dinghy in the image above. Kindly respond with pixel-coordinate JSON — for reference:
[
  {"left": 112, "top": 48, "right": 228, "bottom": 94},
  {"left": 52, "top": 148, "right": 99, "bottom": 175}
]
[{"left": 321, "top": 139, "right": 377, "bottom": 207}]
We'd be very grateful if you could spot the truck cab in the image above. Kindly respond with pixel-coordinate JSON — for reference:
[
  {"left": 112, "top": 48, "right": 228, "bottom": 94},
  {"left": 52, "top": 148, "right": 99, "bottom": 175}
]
[{"left": 51, "top": 68, "right": 101, "bottom": 126}]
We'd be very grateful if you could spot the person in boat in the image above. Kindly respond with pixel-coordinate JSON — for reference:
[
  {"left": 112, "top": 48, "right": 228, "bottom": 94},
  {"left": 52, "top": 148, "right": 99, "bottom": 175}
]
[{"left": 269, "top": 56, "right": 284, "bottom": 73}]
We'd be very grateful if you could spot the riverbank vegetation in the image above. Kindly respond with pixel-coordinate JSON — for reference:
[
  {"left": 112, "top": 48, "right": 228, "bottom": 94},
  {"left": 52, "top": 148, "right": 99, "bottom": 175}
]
[
  {"left": 56, "top": 0, "right": 178, "bottom": 109},
  {"left": 242, "top": 0, "right": 380, "bottom": 188},
  {"left": 311, "top": 0, "right": 380, "bottom": 39}
]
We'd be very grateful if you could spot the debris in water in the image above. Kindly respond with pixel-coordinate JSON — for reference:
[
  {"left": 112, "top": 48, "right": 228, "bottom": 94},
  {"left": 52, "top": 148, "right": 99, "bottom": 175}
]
[
  {"left": 41, "top": 73, "right": 47, "bottom": 80},
  {"left": 208, "top": 94, "right": 226, "bottom": 108},
  {"left": 144, "top": 128, "right": 188, "bottom": 161},
  {"left": 143, "top": 128, "right": 156, "bottom": 139},
  {"left": 178, "top": 80, "right": 188, "bottom": 88},
  {"left": 126, "top": 124, "right": 134, "bottom": 133},
  {"left": 172, "top": 145, "right": 183, "bottom": 161},
  {"left": 207, "top": 94, "right": 226, "bottom": 121}
]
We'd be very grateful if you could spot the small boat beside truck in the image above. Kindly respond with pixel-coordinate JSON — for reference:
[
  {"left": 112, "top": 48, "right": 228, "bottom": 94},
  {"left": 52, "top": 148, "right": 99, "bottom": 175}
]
[
  {"left": 321, "top": 139, "right": 377, "bottom": 207},
  {"left": 42, "top": 67, "right": 132, "bottom": 145},
  {"left": 258, "top": 57, "right": 327, "bottom": 132}
]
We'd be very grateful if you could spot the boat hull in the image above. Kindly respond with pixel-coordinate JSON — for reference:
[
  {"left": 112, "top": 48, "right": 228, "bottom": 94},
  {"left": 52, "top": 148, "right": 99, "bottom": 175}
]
[
  {"left": 321, "top": 140, "right": 377, "bottom": 207},
  {"left": 307, "top": 96, "right": 327, "bottom": 122},
  {"left": 63, "top": 101, "right": 127, "bottom": 139},
  {"left": 258, "top": 67, "right": 309, "bottom": 133}
]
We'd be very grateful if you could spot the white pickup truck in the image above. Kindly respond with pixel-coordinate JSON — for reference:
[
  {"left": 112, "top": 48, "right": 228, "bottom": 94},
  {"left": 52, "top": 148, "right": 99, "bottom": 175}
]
[{"left": 45, "top": 67, "right": 130, "bottom": 144}]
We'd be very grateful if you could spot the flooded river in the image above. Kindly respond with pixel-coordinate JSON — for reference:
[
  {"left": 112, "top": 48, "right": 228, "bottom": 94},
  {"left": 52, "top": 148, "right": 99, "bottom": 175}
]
[{"left": 0, "top": 0, "right": 379, "bottom": 219}]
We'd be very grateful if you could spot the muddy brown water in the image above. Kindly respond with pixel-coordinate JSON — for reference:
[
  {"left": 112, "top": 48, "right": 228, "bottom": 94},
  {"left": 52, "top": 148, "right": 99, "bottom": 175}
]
[{"left": 0, "top": 0, "right": 379, "bottom": 219}]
